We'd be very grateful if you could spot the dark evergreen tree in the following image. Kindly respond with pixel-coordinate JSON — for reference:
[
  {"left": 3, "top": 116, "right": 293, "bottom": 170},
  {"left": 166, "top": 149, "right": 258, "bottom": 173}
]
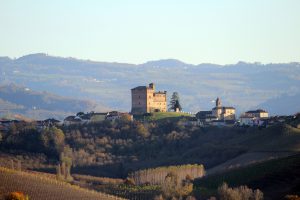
[{"left": 169, "top": 92, "right": 182, "bottom": 111}]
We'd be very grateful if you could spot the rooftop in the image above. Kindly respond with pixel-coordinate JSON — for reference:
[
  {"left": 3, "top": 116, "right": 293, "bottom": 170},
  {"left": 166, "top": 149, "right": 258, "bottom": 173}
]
[
  {"left": 213, "top": 106, "right": 235, "bottom": 110},
  {"left": 246, "top": 109, "right": 268, "bottom": 113}
]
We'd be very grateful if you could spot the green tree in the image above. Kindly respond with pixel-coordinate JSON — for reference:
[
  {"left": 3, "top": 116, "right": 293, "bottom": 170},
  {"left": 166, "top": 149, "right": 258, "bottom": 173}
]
[
  {"left": 162, "top": 172, "right": 179, "bottom": 198},
  {"left": 59, "top": 147, "right": 73, "bottom": 181},
  {"left": 162, "top": 172, "right": 194, "bottom": 199},
  {"left": 56, "top": 163, "right": 62, "bottom": 180},
  {"left": 76, "top": 112, "right": 84, "bottom": 117},
  {"left": 40, "top": 127, "right": 65, "bottom": 157},
  {"left": 118, "top": 114, "right": 132, "bottom": 125},
  {"left": 218, "top": 182, "right": 263, "bottom": 200},
  {"left": 135, "top": 123, "right": 150, "bottom": 138},
  {"left": 169, "top": 92, "right": 182, "bottom": 112},
  {"left": 9, "top": 123, "right": 18, "bottom": 135}
]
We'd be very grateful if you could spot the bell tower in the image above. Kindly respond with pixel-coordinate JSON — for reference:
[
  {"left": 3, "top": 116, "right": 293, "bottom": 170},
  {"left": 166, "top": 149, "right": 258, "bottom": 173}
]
[{"left": 216, "top": 97, "right": 221, "bottom": 107}]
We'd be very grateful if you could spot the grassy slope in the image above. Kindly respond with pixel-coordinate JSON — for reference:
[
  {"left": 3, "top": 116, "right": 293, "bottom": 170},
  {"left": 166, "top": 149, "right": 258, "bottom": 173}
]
[
  {"left": 206, "top": 124, "right": 300, "bottom": 175},
  {"left": 194, "top": 154, "right": 300, "bottom": 200},
  {"left": 0, "top": 167, "right": 126, "bottom": 200},
  {"left": 134, "top": 112, "right": 192, "bottom": 121}
]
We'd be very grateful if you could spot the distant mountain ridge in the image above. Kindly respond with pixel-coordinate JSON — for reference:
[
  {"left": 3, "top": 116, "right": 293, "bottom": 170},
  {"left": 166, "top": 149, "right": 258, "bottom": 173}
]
[
  {"left": 0, "top": 84, "right": 106, "bottom": 120},
  {"left": 0, "top": 53, "right": 300, "bottom": 116}
]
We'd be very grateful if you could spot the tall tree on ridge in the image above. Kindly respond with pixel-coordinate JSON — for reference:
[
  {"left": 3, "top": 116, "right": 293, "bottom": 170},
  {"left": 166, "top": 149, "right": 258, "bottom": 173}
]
[{"left": 169, "top": 92, "right": 182, "bottom": 112}]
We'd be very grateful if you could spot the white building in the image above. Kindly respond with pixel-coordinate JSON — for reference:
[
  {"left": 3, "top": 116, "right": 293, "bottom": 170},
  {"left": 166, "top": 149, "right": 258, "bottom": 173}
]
[{"left": 244, "top": 109, "right": 269, "bottom": 118}]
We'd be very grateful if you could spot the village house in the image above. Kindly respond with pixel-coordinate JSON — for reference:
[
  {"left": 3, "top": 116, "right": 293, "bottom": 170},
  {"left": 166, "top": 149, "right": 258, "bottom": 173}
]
[
  {"left": 239, "top": 116, "right": 266, "bottom": 126},
  {"left": 63, "top": 112, "right": 109, "bottom": 126},
  {"left": 131, "top": 83, "right": 167, "bottom": 114},
  {"left": 36, "top": 118, "right": 61, "bottom": 130},
  {"left": 239, "top": 109, "right": 269, "bottom": 126},
  {"left": 244, "top": 109, "right": 269, "bottom": 118},
  {"left": 63, "top": 111, "right": 132, "bottom": 126},
  {"left": 63, "top": 116, "right": 82, "bottom": 126},
  {"left": 105, "top": 111, "right": 133, "bottom": 122}
]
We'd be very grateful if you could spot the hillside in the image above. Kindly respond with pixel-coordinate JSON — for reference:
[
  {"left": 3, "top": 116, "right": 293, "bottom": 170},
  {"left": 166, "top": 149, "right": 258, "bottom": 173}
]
[
  {"left": 2, "top": 117, "right": 298, "bottom": 179},
  {"left": 0, "top": 53, "right": 300, "bottom": 114},
  {"left": 0, "top": 117, "right": 300, "bottom": 199},
  {"left": 0, "top": 167, "right": 125, "bottom": 200},
  {"left": 0, "top": 84, "right": 107, "bottom": 120},
  {"left": 194, "top": 154, "right": 300, "bottom": 200}
]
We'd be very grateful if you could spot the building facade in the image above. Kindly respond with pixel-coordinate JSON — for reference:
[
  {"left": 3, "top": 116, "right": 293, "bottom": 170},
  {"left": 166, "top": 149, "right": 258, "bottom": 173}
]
[
  {"left": 244, "top": 109, "right": 269, "bottom": 118},
  {"left": 131, "top": 83, "right": 167, "bottom": 114},
  {"left": 212, "top": 97, "right": 236, "bottom": 120},
  {"left": 196, "top": 97, "right": 236, "bottom": 125}
]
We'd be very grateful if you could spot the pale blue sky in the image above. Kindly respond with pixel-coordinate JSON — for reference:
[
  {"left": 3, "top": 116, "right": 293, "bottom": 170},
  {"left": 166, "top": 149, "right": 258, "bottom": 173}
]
[{"left": 0, "top": 0, "right": 299, "bottom": 64}]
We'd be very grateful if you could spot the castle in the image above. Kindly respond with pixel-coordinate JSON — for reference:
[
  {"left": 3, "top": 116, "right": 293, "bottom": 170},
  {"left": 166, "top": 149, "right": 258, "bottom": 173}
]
[{"left": 131, "top": 83, "right": 167, "bottom": 114}]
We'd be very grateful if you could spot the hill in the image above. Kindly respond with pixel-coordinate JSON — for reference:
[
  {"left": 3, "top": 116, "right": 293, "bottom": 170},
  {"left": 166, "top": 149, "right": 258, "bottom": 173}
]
[
  {"left": 258, "top": 93, "right": 300, "bottom": 116},
  {"left": 194, "top": 154, "right": 300, "bottom": 200},
  {"left": 0, "top": 84, "right": 107, "bottom": 120},
  {"left": 0, "top": 53, "right": 300, "bottom": 115},
  {"left": 0, "top": 167, "right": 125, "bottom": 200}
]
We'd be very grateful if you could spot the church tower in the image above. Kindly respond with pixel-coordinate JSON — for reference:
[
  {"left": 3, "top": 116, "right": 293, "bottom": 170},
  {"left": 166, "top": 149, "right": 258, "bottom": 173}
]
[{"left": 216, "top": 97, "right": 221, "bottom": 107}]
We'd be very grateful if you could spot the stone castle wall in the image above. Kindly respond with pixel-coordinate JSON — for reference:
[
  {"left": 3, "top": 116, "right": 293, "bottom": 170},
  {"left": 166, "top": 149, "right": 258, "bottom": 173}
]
[{"left": 131, "top": 83, "right": 167, "bottom": 114}]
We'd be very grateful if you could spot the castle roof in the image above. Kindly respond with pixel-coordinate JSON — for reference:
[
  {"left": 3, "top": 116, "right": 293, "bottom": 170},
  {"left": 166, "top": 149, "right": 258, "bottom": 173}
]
[{"left": 131, "top": 86, "right": 147, "bottom": 90}]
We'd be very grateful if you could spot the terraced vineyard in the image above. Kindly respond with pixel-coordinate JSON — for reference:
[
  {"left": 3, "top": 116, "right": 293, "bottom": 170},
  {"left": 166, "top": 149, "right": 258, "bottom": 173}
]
[{"left": 0, "top": 167, "right": 126, "bottom": 200}]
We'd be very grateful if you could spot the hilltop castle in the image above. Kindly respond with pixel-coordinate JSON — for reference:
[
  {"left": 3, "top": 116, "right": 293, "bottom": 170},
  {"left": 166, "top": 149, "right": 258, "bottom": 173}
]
[{"left": 131, "top": 83, "right": 167, "bottom": 114}]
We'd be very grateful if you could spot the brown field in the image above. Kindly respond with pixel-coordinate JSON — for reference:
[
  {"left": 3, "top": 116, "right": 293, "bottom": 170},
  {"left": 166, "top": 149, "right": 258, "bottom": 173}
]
[{"left": 0, "top": 167, "right": 127, "bottom": 200}]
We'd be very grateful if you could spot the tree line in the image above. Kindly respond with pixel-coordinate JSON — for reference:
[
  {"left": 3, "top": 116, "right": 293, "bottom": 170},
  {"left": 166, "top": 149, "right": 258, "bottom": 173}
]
[{"left": 129, "top": 164, "right": 205, "bottom": 185}]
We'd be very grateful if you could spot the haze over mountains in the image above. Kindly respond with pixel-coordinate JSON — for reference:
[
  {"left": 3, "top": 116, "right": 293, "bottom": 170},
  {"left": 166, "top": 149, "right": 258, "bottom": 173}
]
[
  {"left": 0, "top": 53, "right": 300, "bottom": 119},
  {"left": 0, "top": 84, "right": 102, "bottom": 120}
]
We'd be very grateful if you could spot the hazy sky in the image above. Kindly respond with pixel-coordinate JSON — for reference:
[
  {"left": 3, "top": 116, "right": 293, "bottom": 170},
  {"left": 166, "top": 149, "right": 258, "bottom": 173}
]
[{"left": 0, "top": 0, "right": 299, "bottom": 64}]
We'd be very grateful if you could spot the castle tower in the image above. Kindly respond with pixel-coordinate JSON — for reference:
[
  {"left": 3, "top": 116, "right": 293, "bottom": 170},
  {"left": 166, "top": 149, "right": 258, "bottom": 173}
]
[
  {"left": 131, "top": 83, "right": 166, "bottom": 114},
  {"left": 149, "top": 83, "right": 155, "bottom": 91},
  {"left": 216, "top": 97, "right": 221, "bottom": 107}
]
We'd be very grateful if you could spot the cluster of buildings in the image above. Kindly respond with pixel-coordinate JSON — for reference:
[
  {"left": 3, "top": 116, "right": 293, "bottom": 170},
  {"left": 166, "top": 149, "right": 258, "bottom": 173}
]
[
  {"left": 0, "top": 82, "right": 295, "bottom": 130},
  {"left": 0, "top": 111, "right": 133, "bottom": 132},
  {"left": 196, "top": 97, "right": 269, "bottom": 127},
  {"left": 63, "top": 111, "right": 133, "bottom": 126},
  {"left": 239, "top": 109, "right": 269, "bottom": 126},
  {"left": 131, "top": 83, "right": 271, "bottom": 127}
]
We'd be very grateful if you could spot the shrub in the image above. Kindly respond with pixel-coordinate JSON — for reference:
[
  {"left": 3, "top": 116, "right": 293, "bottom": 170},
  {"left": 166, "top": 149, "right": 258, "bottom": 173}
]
[
  {"left": 285, "top": 195, "right": 300, "bottom": 200},
  {"left": 124, "top": 177, "right": 136, "bottom": 186},
  {"left": 5, "top": 192, "right": 29, "bottom": 200},
  {"left": 161, "top": 172, "right": 194, "bottom": 199},
  {"left": 218, "top": 182, "right": 263, "bottom": 200}
]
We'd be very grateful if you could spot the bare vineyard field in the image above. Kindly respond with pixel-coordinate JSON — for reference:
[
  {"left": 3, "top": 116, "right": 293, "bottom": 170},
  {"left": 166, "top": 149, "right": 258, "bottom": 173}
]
[{"left": 0, "top": 167, "right": 127, "bottom": 200}]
